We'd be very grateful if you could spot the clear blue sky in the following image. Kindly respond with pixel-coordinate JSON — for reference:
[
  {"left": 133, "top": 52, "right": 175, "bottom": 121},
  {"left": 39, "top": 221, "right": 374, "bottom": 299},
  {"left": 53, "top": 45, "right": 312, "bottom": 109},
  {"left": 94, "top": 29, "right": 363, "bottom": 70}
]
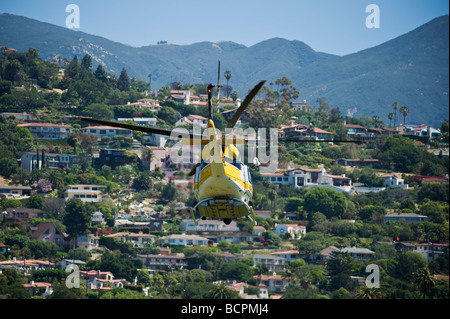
[{"left": 1, "top": 0, "right": 448, "bottom": 55}]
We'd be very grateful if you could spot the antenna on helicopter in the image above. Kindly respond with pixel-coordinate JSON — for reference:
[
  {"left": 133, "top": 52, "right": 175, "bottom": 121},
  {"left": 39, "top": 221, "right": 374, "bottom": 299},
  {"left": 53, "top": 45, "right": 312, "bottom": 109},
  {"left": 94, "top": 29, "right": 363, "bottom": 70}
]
[
  {"left": 207, "top": 61, "right": 223, "bottom": 120},
  {"left": 207, "top": 83, "right": 215, "bottom": 120},
  {"left": 216, "top": 60, "right": 221, "bottom": 102}
]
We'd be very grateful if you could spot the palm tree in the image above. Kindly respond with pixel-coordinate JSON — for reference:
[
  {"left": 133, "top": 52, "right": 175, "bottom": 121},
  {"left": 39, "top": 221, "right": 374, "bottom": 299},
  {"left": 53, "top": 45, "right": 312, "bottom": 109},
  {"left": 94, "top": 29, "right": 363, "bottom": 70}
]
[
  {"left": 413, "top": 267, "right": 435, "bottom": 299},
  {"left": 224, "top": 70, "right": 232, "bottom": 97},
  {"left": 210, "top": 283, "right": 238, "bottom": 299},
  {"left": 392, "top": 102, "right": 399, "bottom": 126},
  {"left": 399, "top": 106, "right": 410, "bottom": 125},
  {"left": 355, "top": 286, "right": 383, "bottom": 299},
  {"left": 388, "top": 112, "right": 394, "bottom": 128}
]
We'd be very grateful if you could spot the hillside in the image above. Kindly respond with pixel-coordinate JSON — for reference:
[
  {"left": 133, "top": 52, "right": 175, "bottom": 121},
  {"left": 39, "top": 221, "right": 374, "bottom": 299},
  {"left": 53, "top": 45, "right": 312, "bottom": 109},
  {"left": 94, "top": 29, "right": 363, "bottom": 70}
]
[{"left": 0, "top": 13, "right": 448, "bottom": 126}]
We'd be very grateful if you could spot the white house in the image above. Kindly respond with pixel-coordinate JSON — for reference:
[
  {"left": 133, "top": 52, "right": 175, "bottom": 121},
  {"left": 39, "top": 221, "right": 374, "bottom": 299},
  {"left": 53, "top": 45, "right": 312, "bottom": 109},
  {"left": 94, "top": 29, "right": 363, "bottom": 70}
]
[
  {"left": 274, "top": 224, "right": 306, "bottom": 239},
  {"left": 64, "top": 184, "right": 105, "bottom": 202},
  {"left": 245, "top": 254, "right": 287, "bottom": 271},
  {"left": 261, "top": 167, "right": 351, "bottom": 193},
  {"left": 106, "top": 231, "right": 156, "bottom": 247},
  {"left": 180, "top": 219, "right": 239, "bottom": 232},
  {"left": 379, "top": 174, "right": 408, "bottom": 189},
  {"left": 159, "top": 234, "right": 209, "bottom": 246}
]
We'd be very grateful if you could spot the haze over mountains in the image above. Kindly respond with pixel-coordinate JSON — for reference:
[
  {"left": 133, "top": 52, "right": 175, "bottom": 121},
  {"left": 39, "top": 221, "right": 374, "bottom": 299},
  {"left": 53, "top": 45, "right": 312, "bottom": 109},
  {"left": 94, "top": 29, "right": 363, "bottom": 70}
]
[{"left": 0, "top": 13, "right": 448, "bottom": 126}]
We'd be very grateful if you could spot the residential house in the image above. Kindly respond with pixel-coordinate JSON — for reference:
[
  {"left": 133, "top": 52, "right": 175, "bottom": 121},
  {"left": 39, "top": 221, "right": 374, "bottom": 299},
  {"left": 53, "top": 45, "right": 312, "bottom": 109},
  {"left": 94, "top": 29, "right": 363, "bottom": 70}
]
[
  {"left": 414, "top": 243, "right": 448, "bottom": 261},
  {"left": 4, "top": 208, "right": 45, "bottom": 224},
  {"left": 80, "top": 125, "right": 133, "bottom": 140},
  {"left": 135, "top": 252, "right": 187, "bottom": 271},
  {"left": 23, "top": 281, "right": 53, "bottom": 298},
  {"left": 115, "top": 219, "right": 163, "bottom": 232},
  {"left": 76, "top": 233, "right": 100, "bottom": 251},
  {"left": 98, "top": 149, "right": 127, "bottom": 169},
  {"left": 57, "top": 259, "right": 86, "bottom": 270},
  {"left": 79, "top": 270, "right": 125, "bottom": 291},
  {"left": 21, "top": 151, "right": 79, "bottom": 172},
  {"left": 0, "top": 259, "right": 55, "bottom": 274},
  {"left": 254, "top": 273, "right": 292, "bottom": 292},
  {"left": 64, "top": 184, "right": 105, "bottom": 203},
  {"left": 270, "top": 250, "right": 302, "bottom": 262},
  {"left": 175, "top": 114, "right": 208, "bottom": 128},
  {"left": 28, "top": 222, "right": 68, "bottom": 250},
  {"left": 106, "top": 231, "right": 156, "bottom": 247},
  {"left": 205, "top": 231, "right": 258, "bottom": 245},
  {"left": 180, "top": 219, "right": 239, "bottom": 232},
  {"left": 1, "top": 112, "right": 36, "bottom": 121},
  {"left": 385, "top": 212, "right": 428, "bottom": 223},
  {"left": 91, "top": 211, "right": 106, "bottom": 226},
  {"left": 317, "top": 246, "right": 375, "bottom": 263},
  {"left": 290, "top": 100, "right": 308, "bottom": 111},
  {"left": 0, "top": 185, "right": 32, "bottom": 198},
  {"left": 379, "top": 174, "right": 408, "bottom": 189},
  {"left": 274, "top": 224, "right": 306, "bottom": 239},
  {"left": 279, "top": 124, "right": 334, "bottom": 140},
  {"left": 18, "top": 123, "right": 72, "bottom": 139},
  {"left": 252, "top": 225, "right": 266, "bottom": 237},
  {"left": 136, "top": 98, "right": 161, "bottom": 111},
  {"left": 168, "top": 90, "right": 201, "bottom": 105},
  {"left": 253, "top": 211, "right": 272, "bottom": 219},
  {"left": 245, "top": 254, "right": 287, "bottom": 271},
  {"left": 117, "top": 117, "right": 157, "bottom": 126},
  {"left": 340, "top": 247, "right": 375, "bottom": 260},
  {"left": 258, "top": 284, "right": 270, "bottom": 299},
  {"left": 336, "top": 158, "right": 380, "bottom": 168},
  {"left": 395, "top": 242, "right": 448, "bottom": 261},
  {"left": 144, "top": 146, "right": 167, "bottom": 170},
  {"left": 261, "top": 167, "right": 352, "bottom": 193},
  {"left": 317, "top": 246, "right": 341, "bottom": 264},
  {"left": 159, "top": 234, "right": 209, "bottom": 246}
]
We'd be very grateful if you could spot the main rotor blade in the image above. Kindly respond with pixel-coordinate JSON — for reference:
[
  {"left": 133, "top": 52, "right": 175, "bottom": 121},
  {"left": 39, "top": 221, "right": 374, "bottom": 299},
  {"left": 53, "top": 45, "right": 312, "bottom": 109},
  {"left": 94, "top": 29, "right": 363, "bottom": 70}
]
[
  {"left": 77, "top": 117, "right": 204, "bottom": 140},
  {"left": 279, "top": 138, "right": 364, "bottom": 144},
  {"left": 226, "top": 80, "right": 266, "bottom": 129}
]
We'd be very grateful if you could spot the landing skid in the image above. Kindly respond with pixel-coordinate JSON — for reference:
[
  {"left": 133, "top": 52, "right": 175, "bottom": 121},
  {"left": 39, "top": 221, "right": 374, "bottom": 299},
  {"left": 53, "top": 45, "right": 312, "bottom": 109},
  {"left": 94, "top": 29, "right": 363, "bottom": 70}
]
[{"left": 190, "top": 198, "right": 256, "bottom": 226}]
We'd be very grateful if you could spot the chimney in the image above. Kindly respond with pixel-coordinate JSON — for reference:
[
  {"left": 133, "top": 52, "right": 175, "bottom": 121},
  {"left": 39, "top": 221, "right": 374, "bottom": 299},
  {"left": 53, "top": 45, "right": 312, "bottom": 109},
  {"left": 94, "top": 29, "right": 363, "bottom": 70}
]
[{"left": 184, "top": 91, "right": 190, "bottom": 105}]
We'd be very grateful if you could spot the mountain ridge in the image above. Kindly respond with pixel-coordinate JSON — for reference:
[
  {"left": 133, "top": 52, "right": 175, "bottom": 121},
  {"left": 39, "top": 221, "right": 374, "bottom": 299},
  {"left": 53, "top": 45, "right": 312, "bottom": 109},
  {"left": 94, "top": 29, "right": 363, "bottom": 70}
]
[{"left": 0, "top": 13, "right": 448, "bottom": 126}]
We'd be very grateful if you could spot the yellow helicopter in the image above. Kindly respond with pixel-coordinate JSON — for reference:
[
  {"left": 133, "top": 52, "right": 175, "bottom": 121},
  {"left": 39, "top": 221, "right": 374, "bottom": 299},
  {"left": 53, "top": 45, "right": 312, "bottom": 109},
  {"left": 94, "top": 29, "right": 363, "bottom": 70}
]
[
  {"left": 79, "top": 67, "right": 358, "bottom": 225},
  {"left": 79, "top": 73, "right": 266, "bottom": 226}
]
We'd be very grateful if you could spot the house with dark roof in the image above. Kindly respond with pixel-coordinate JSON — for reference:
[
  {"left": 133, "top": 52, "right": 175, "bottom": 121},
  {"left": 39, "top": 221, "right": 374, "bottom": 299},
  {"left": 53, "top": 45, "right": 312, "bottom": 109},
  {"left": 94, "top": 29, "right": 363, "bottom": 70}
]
[{"left": 27, "top": 222, "right": 69, "bottom": 250}]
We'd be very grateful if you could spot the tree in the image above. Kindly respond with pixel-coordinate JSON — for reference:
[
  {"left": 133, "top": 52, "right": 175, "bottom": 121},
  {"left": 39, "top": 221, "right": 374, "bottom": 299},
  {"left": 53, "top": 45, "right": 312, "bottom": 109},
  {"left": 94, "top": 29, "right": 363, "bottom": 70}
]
[
  {"left": 388, "top": 112, "right": 394, "bottom": 128},
  {"left": 65, "top": 55, "right": 80, "bottom": 80},
  {"left": 117, "top": 67, "right": 130, "bottom": 91},
  {"left": 94, "top": 64, "right": 108, "bottom": 83},
  {"left": 392, "top": 102, "right": 399, "bottom": 126},
  {"left": 399, "top": 106, "right": 410, "bottom": 125},
  {"left": 224, "top": 70, "right": 232, "bottom": 97},
  {"left": 392, "top": 252, "right": 428, "bottom": 281},
  {"left": 210, "top": 283, "right": 240, "bottom": 299},
  {"left": 81, "top": 54, "right": 92, "bottom": 70},
  {"left": 303, "top": 187, "right": 347, "bottom": 219},
  {"left": 413, "top": 267, "right": 436, "bottom": 299},
  {"left": 83, "top": 103, "right": 114, "bottom": 120},
  {"left": 161, "top": 180, "right": 177, "bottom": 202},
  {"left": 63, "top": 198, "right": 95, "bottom": 247},
  {"left": 327, "top": 251, "right": 354, "bottom": 290}
]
